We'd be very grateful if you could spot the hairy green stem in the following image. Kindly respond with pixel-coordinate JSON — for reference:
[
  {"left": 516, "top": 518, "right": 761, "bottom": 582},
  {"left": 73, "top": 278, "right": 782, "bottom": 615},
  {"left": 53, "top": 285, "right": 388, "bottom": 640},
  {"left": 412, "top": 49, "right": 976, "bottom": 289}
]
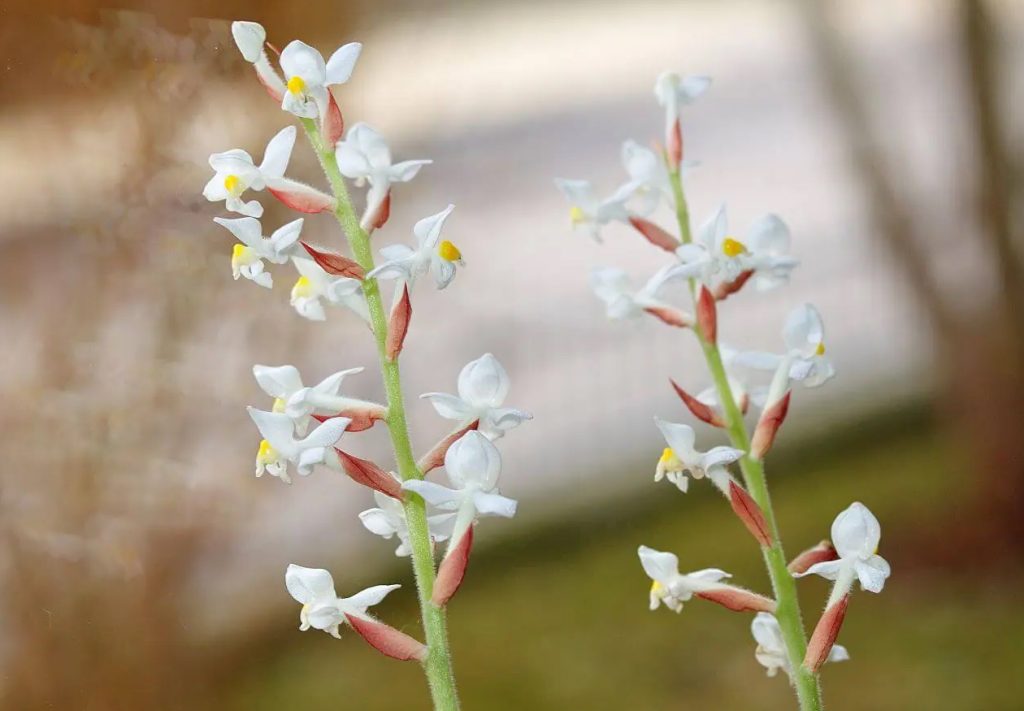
[
  {"left": 301, "top": 119, "right": 460, "bottom": 711},
  {"left": 669, "top": 167, "right": 822, "bottom": 710}
]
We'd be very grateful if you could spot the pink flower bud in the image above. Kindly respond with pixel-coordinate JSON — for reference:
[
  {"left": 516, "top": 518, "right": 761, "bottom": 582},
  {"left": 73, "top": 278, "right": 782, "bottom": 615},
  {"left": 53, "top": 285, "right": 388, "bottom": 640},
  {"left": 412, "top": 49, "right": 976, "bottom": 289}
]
[
  {"left": 322, "top": 90, "right": 345, "bottom": 146},
  {"left": 713, "top": 269, "right": 754, "bottom": 302},
  {"left": 368, "top": 190, "right": 392, "bottom": 230},
  {"left": 386, "top": 284, "right": 412, "bottom": 361},
  {"left": 697, "top": 286, "right": 717, "bottom": 344},
  {"left": 669, "top": 378, "right": 725, "bottom": 428},
  {"left": 695, "top": 586, "right": 776, "bottom": 613},
  {"left": 432, "top": 524, "right": 474, "bottom": 606},
  {"left": 804, "top": 595, "right": 849, "bottom": 672},
  {"left": 644, "top": 306, "right": 692, "bottom": 329},
  {"left": 300, "top": 242, "right": 366, "bottom": 280},
  {"left": 728, "top": 481, "right": 773, "bottom": 547},
  {"left": 787, "top": 540, "right": 839, "bottom": 575},
  {"left": 345, "top": 614, "right": 428, "bottom": 662},
  {"left": 335, "top": 448, "right": 402, "bottom": 499},
  {"left": 267, "top": 178, "right": 336, "bottom": 214},
  {"left": 667, "top": 118, "right": 683, "bottom": 169},
  {"left": 750, "top": 391, "right": 792, "bottom": 460},
  {"left": 628, "top": 216, "right": 679, "bottom": 253},
  {"left": 416, "top": 421, "right": 480, "bottom": 474}
]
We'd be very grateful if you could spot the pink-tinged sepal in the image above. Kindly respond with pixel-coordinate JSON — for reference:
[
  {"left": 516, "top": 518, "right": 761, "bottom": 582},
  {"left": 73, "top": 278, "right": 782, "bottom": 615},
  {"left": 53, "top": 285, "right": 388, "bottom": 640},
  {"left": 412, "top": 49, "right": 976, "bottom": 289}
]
[
  {"left": 713, "top": 269, "right": 754, "bottom": 301},
  {"left": 696, "top": 286, "right": 717, "bottom": 343},
  {"left": 363, "top": 190, "right": 392, "bottom": 231},
  {"left": 628, "top": 216, "right": 678, "bottom": 253},
  {"left": 804, "top": 595, "right": 849, "bottom": 672},
  {"left": 667, "top": 118, "right": 683, "bottom": 169},
  {"left": 669, "top": 378, "right": 725, "bottom": 427},
  {"left": 644, "top": 306, "right": 692, "bottom": 329},
  {"left": 335, "top": 448, "right": 402, "bottom": 499},
  {"left": 728, "top": 481, "right": 773, "bottom": 547},
  {"left": 750, "top": 391, "right": 792, "bottom": 460},
  {"left": 432, "top": 525, "right": 473, "bottom": 606},
  {"left": 788, "top": 540, "right": 839, "bottom": 575},
  {"left": 345, "top": 614, "right": 428, "bottom": 662},
  {"left": 254, "top": 64, "right": 285, "bottom": 103},
  {"left": 301, "top": 242, "right": 365, "bottom": 279},
  {"left": 386, "top": 285, "right": 412, "bottom": 361},
  {"left": 322, "top": 90, "right": 345, "bottom": 146},
  {"left": 267, "top": 178, "right": 336, "bottom": 214},
  {"left": 313, "top": 402, "right": 386, "bottom": 433},
  {"left": 416, "top": 421, "right": 480, "bottom": 474},
  {"left": 696, "top": 585, "right": 776, "bottom": 613}
]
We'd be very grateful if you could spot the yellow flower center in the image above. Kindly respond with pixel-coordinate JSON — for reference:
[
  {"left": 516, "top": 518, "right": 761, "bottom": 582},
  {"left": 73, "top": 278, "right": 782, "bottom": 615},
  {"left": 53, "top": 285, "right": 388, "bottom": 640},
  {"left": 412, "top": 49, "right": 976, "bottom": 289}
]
[
  {"left": 287, "top": 75, "right": 306, "bottom": 95},
  {"left": 257, "top": 439, "right": 278, "bottom": 464},
  {"left": 721, "top": 237, "right": 747, "bottom": 257},
  {"left": 232, "top": 243, "right": 256, "bottom": 269},
  {"left": 438, "top": 240, "right": 462, "bottom": 263},
  {"left": 223, "top": 174, "right": 242, "bottom": 196},
  {"left": 272, "top": 397, "right": 287, "bottom": 413},
  {"left": 291, "top": 275, "right": 314, "bottom": 300},
  {"left": 815, "top": 342, "right": 826, "bottom": 356},
  {"left": 650, "top": 580, "right": 665, "bottom": 595},
  {"left": 569, "top": 206, "right": 586, "bottom": 225},
  {"left": 659, "top": 447, "right": 682, "bottom": 469}
]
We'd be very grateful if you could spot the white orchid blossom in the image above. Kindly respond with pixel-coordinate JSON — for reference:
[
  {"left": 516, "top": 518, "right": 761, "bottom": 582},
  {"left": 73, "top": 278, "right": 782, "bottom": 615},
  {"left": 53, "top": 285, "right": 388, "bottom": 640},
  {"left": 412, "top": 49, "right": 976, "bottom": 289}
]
[
  {"left": 420, "top": 353, "right": 532, "bottom": 440},
  {"left": 278, "top": 39, "right": 361, "bottom": 119},
  {"left": 230, "top": 21, "right": 286, "bottom": 100},
  {"left": 751, "top": 612, "right": 848, "bottom": 677},
  {"left": 735, "top": 303, "right": 836, "bottom": 406},
  {"left": 653, "top": 418, "right": 744, "bottom": 493},
  {"left": 203, "top": 126, "right": 296, "bottom": 217},
  {"left": 289, "top": 257, "right": 369, "bottom": 322},
  {"left": 590, "top": 264, "right": 694, "bottom": 325},
  {"left": 638, "top": 546, "right": 731, "bottom": 613},
  {"left": 794, "top": 502, "right": 891, "bottom": 604},
  {"left": 247, "top": 406, "right": 349, "bottom": 484},
  {"left": 367, "top": 205, "right": 462, "bottom": 289},
  {"left": 215, "top": 216, "right": 303, "bottom": 288},
  {"left": 252, "top": 364, "right": 368, "bottom": 435},
  {"left": 654, "top": 72, "right": 711, "bottom": 134},
  {"left": 554, "top": 178, "right": 630, "bottom": 242},
  {"left": 359, "top": 491, "right": 456, "bottom": 557},
  {"left": 336, "top": 122, "right": 431, "bottom": 215},
  {"left": 285, "top": 564, "right": 399, "bottom": 639},
  {"left": 618, "top": 140, "right": 691, "bottom": 215},
  {"left": 401, "top": 431, "right": 517, "bottom": 547}
]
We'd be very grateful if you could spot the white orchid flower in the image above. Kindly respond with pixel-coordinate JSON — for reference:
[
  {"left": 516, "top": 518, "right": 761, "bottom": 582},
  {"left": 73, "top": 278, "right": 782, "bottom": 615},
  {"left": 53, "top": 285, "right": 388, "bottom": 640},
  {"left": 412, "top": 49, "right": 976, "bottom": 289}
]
[
  {"left": 735, "top": 303, "right": 836, "bottom": 406},
  {"left": 203, "top": 126, "right": 296, "bottom": 217},
  {"left": 358, "top": 491, "right": 456, "bottom": 557},
  {"left": 278, "top": 39, "right": 361, "bottom": 119},
  {"left": 247, "top": 407, "right": 350, "bottom": 484},
  {"left": 654, "top": 72, "right": 711, "bottom": 137},
  {"left": 590, "top": 264, "right": 695, "bottom": 327},
  {"left": 638, "top": 545, "right": 775, "bottom": 614},
  {"left": 554, "top": 178, "right": 630, "bottom": 242},
  {"left": 653, "top": 418, "right": 744, "bottom": 493},
  {"left": 285, "top": 564, "right": 399, "bottom": 639},
  {"left": 367, "top": 205, "right": 462, "bottom": 289},
  {"left": 336, "top": 122, "right": 431, "bottom": 215},
  {"left": 230, "top": 21, "right": 286, "bottom": 101},
  {"left": 289, "top": 257, "right": 369, "bottom": 322},
  {"left": 617, "top": 140, "right": 680, "bottom": 215},
  {"left": 252, "top": 364, "right": 367, "bottom": 435},
  {"left": 745, "top": 214, "right": 800, "bottom": 290},
  {"left": 214, "top": 216, "right": 303, "bottom": 289},
  {"left": 401, "top": 431, "right": 517, "bottom": 547},
  {"left": 751, "top": 612, "right": 848, "bottom": 678},
  {"left": 420, "top": 353, "right": 532, "bottom": 440},
  {"left": 794, "top": 502, "right": 891, "bottom": 603}
]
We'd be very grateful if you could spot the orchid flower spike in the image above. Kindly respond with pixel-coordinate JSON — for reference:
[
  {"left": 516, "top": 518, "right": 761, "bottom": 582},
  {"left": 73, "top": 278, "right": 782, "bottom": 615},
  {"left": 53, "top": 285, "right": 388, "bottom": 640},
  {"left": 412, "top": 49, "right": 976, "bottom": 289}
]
[
  {"left": 336, "top": 122, "right": 432, "bottom": 218},
  {"left": 590, "top": 264, "right": 694, "bottom": 327},
  {"left": 401, "top": 430, "right": 517, "bottom": 548},
  {"left": 230, "top": 21, "right": 286, "bottom": 101},
  {"left": 554, "top": 178, "right": 630, "bottom": 242},
  {"left": 278, "top": 39, "right": 362, "bottom": 119},
  {"left": 290, "top": 257, "right": 369, "bottom": 322},
  {"left": 359, "top": 491, "right": 456, "bottom": 557},
  {"left": 203, "top": 126, "right": 296, "bottom": 217},
  {"left": 752, "top": 612, "right": 848, "bottom": 678},
  {"left": 252, "top": 364, "right": 377, "bottom": 435},
  {"left": 367, "top": 205, "right": 462, "bottom": 289},
  {"left": 420, "top": 353, "right": 532, "bottom": 440},
  {"left": 638, "top": 545, "right": 775, "bottom": 614},
  {"left": 285, "top": 564, "right": 399, "bottom": 639},
  {"left": 247, "top": 406, "right": 350, "bottom": 484},
  {"left": 794, "top": 502, "right": 891, "bottom": 603},
  {"left": 653, "top": 418, "right": 744, "bottom": 493},
  {"left": 215, "top": 216, "right": 303, "bottom": 288},
  {"left": 735, "top": 303, "right": 836, "bottom": 407}
]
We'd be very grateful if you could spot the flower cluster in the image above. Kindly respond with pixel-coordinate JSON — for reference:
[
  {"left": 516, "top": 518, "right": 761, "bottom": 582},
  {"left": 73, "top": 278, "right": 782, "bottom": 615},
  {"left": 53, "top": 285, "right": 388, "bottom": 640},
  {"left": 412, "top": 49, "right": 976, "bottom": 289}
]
[
  {"left": 556, "top": 73, "right": 889, "bottom": 704},
  {"left": 212, "top": 21, "right": 531, "bottom": 704}
]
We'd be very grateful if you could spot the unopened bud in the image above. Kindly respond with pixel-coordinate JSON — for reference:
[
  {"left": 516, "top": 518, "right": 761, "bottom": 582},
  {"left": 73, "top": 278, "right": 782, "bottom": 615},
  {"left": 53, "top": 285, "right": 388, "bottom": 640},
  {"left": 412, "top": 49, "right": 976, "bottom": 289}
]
[
  {"left": 432, "top": 525, "right": 474, "bottom": 606},
  {"left": 386, "top": 284, "right": 412, "bottom": 361},
  {"left": 804, "top": 595, "right": 850, "bottom": 673}
]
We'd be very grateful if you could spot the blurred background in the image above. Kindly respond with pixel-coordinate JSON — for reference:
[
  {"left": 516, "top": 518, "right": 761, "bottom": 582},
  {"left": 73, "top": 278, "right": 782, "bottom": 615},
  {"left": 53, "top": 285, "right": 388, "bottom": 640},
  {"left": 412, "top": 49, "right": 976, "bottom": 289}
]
[{"left": 1, "top": 0, "right": 1023, "bottom": 708}]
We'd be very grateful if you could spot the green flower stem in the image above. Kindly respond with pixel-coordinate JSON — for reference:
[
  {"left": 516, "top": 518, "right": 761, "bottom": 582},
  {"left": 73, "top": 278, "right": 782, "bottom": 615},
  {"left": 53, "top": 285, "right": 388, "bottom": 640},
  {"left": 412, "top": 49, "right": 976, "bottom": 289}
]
[
  {"left": 301, "top": 119, "right": 460, "bottom": 711},
  {"left": 668, "top": 167, "right": 823, "bottom": 711}
]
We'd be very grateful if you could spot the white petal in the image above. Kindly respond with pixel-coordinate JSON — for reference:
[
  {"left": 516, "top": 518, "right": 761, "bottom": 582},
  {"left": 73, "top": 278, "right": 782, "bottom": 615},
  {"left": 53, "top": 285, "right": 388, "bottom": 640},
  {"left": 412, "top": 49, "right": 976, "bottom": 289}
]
[
  {"left": 855, "top": 555, "right": 891, "bottom": 593},
  {"left": 325, "top": 42, "right": 362, "bottom": 85},
  {"left": 253, "top": 364, "right": 303, "bottom": 399},
  {"left": 733, "top": 350, "right": 784, "bottom": 371},
  {"left": 444, "top": 430, "right": 502, "bottom": 490},
  {"left": 751, "top": 612, "right": 784, "bottom": 651},
  {"left": 747, "top": 214, "right": 790, "bottom": 255},
  {"left": 389, "top": 159, "right": 432, "bottom": 183},
  {"left": 401, "top": 480, "right": 462, "bottom": 508},
  {"left": 831, "top": 502, "right": 882, "bottom": 560},
  {"left": 358, "top": 508, "right": 398, "bottom": 538},
  {"left": 794, "top": 559, "right": 844, "bottom": 581},
  {"left": 259, "top": 126, "right": 297, "bottom": 179},
  {"left": 783, "top": 304, "right": 825, "bottom": 358},
  {"left": 637, "top": 545, "right": 679, "bottom": 585},
  {"left": 701, "top": 446, "right": 745, "bottom": 470},
  {"left": 420, "top": 393, "right": 475, "bottom": 421},
  {"left": 654, "top": 418, "right": 697, "bottom": 463},
  {"left": 457, "top": 353, "right": 509, "bottom": 408},
  {"left": 472, "top": 490, "right": 518, "bottom": 518},
  {"left": 231, "top": 21, "right": 266, "bottom": 63},
  {"left": 305, "top": 602, "right": 345, "bottom": 631},
  {"left": 280, "top": 40, "right": 327, "bottom": 85},
  {"left": 687, "top": 568, "right": 732, "bottom": 584},
  {"left": 413, "top": 204, "right": 455, "bottom": 249},
  {"left": 698, "top": 203, "right": 727, "bottom": 251},
  {"left": 269, "top": 218, "right": 305, "bottom": 257},
  {"left": 247, "top": 407, "right": 297, "bottom": 454},
  {"left": 342, "top": 583, "right": 400, "bottom": 612},
  {"left": 298, "top": 416, "right": 350, "bottom": 449},
  {"left": 827, "top": 644, "right": 850, "bottom": 663},
  {"left": 285, "top": 563, "right": 336, "bottom": 604}
]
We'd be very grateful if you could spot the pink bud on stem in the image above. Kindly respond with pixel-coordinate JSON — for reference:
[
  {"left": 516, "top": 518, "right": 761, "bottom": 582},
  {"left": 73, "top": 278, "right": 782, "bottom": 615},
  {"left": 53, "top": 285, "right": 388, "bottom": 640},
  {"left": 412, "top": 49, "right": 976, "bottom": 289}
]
[
  {"left": 669, "top": 378, "right": 725, "bottom": 427},
  {"left": 750, "top": 391, "right": 792, "bottom": 460},
  {"left": 667, "top": 118, "right": 683, "bottom": 170},
  {"left": 386, "top": 284, "right": 412, "bottom": 361},
  {"left": 787, "top": 540, "right": 839, "bottom": 575},
  {"left": 334, "top": 448, "right": 403, "bottom": 499},
  {"left": 628, "top": 216, "right": 679, "bottom": 253},
  {"left": 695, "top": 585, "right": 776, "bottom": 613},
  {"left": 432, "top": 525, "right": 474, "bottom": 606},
  {"left": 804, "top": 595, "right": 850, "bottom": 672},
  {"left": 300, "top": 242, "right": 366, "bottom": 280},
  {"left": 417, "top": 421, "right": 480, "bottom": 474},
  {"left": 322, "top": 90, "right": 345, "bottom": 146},
  {"left": 728, "top": 481, "right": 773, "bottom": 547},
  {"left": 696, "top": 286, "right": 717, "bottom": 344},
  {"left": 345, "top": 614, "right": 428, "bottom": 662}
]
